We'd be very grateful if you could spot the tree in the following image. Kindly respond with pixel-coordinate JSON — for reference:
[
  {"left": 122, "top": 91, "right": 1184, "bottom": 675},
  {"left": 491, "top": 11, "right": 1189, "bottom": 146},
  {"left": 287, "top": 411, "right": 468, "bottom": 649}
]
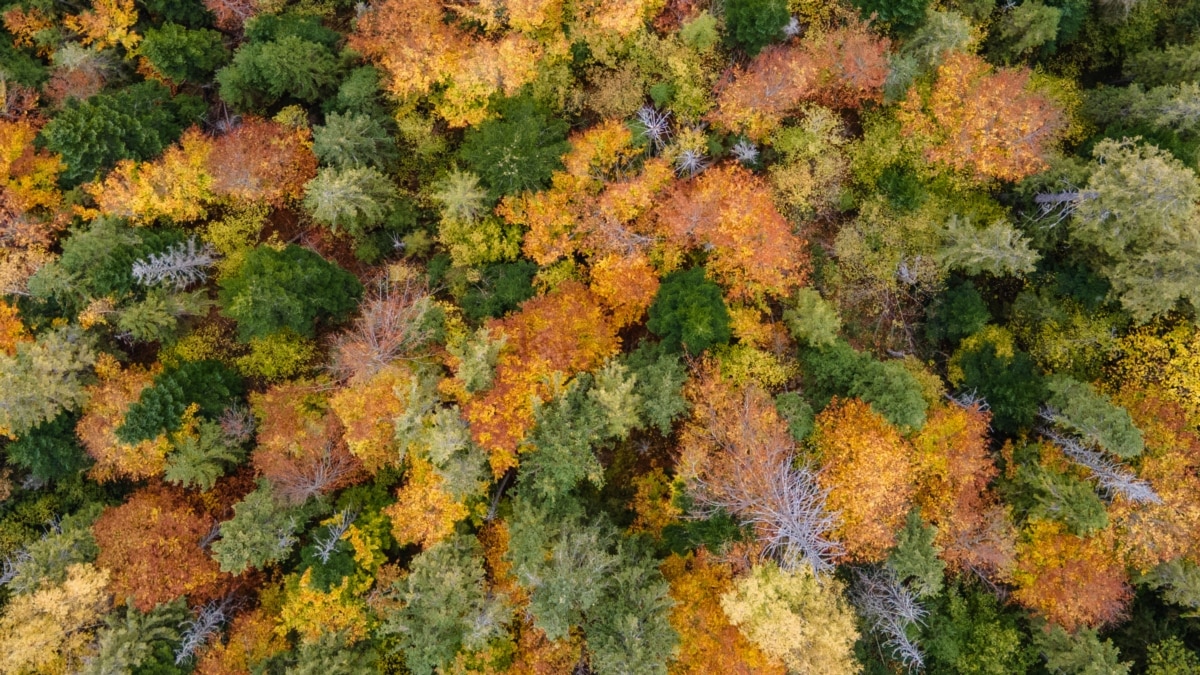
[
  {"left": 312, "top": 111, "right": 398, "bottom": 170},
  {"left": 250, "top": 382, "right": 365, "bottom": 504},
  {"left": 164, "top": 417, "right": 246, "bottom": 491},
  {"left": 0, "top": 325, "right": 95, "bottom": 437},
  {"left": 0, "top": 563, "right": 111, "bottom": 675},
  {"left": 218, "top": 244, "right": 363, "bottom": 341},
  {"left": 852, "top": 0, "right": 929, "bottom": 33},
  {"left": 93, "top": 486, "right": 228, "bottom": 611},
  {"left": 948, "top": 326, "right": 1045, "bottom": 435},
  {"left": 207, "top": 117, "right": 318, "bottom": 206},
  {"left": 888, "top": 509, "right": 946, "bottom": 598},
  {"left": 38, "top": 81, "right": 202, "bottom": 187},
  {"left": 801, "top": 339, "right": 928, "bottom": 431},
  {"left": 1125, "top": 42, "right": 1200, "bottom": 87},
  {"left": 899, "top": 52, "right": 1064, "bottom": 182},
  {"left": 1035, "top": 624, "right": 1132, "bottom": 675},
  {"left": 811, "top": 398, "right": 917, "bottom": 563},
  {"left": 925, "top": 281, "right": 991, "bottom": 344},
  {"left": 660, "top": 553, "right": 787, "bottom": 675},
  {"left": 76, "top": 356, "right": 169, "bottom": 482},
  {"left": 116, "top": 359, "right": 242, "bottom": 445},
  {"left": 210, "top": 482, "right": 304, "bottom": 574},
  {"left": 720, "top": 562, "right": 861, "bottom": 675},
  {"left": 6, "top": 411, "right": 90, "bottom": 482},
  {"left": 85, "top": 599, "right": 190, "bottom": 675},
  {"left": 329, "top": 272, "right": 438, "bottom": 383},
  {"left": 458, "top": 94, "right": 570, "bottom": 197},
  {"left": 463, "top": 282, "right": 620, "bottom": 475},
  {"left": 988, "top": 2, "right": 1061, "bottom": 61},
  {"left": 1044, "top": 376, "right": 1144, "bottom": 458},
  {"left": 678, "top": 370, "right": 841, "bottom": 573},
  {"left": 653, "top": 164, "right": 808, "bottom": 301},
  {"left": 724, "top": 0, "right": 790, "bottom": 55},
  {"left": 585, "top": 545, "right": 679, "bottom": 675},
  {"left": 938, "top": 215, "right": 1040, "bottom": 277},
  {"left": 1011, "top": 520, "right": 1131, "bottom": 631},
  {"left": 217, "top": 34, "right": 341, "bottom": 111},
  {"left": 646, "top": 267, "right": 732, "bottom": 354},
  {"left": 923, "top": 583, "right": 1038, "bottom": 675},
  {"left": 1067, "top": 139, "right": 1200, "bottom": 321},
  {"left": 139, "top": 23, "right": 229, "bottom": 84},
  {"left": 382, "top": 535, "right": 511, "bottom": 675},
  {"left": 302, "top": 166, "right": 398, "bottom": 237},
  {"left": 911, "top": 403, "right": 1015, "bottom": 579}
]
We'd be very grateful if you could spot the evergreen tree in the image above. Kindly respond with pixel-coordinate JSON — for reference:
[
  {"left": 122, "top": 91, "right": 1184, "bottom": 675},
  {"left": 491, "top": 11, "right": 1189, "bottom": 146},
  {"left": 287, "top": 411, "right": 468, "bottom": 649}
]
[
  {"left": 312, "top": 112, "right": 398, "bottom": 170},
  {"left": 647, "top": 268, "right": 733, "bottom": 355},
  {"left": 724, "top": 0, "right": 791, "bottom": 55},
  {"left": 0, "top": 327, "right": 95, "bottom": 437},
  {"left": 210, "top": 483, "right": 305, "bottom": 574},
  {"left": 5, "top": 412, "right": 90, "bottom": 482},
  {"left": 458, "top": 95, "right": 569, "bottom": 198},
  {"left": 303, "top": 166, "right": 398, "bottom": 237},
  {"left": 138, "top": 23, "right": 229, "bottom": 84},
  {"left": 801, "top": 339, "right": 928, "bottom": 431},
  {"left": 218, "top": 245, "right": 363, "bottom": 341}
]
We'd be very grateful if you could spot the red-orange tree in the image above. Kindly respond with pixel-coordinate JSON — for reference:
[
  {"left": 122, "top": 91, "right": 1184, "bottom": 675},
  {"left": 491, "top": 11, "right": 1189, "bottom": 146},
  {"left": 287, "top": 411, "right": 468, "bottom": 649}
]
[
  {"left": 208, "top": 118, "right": 317, "bottom": 206},
  {"left": 251, "top": 381, "right": 366, "bottom": 504},
  {"left": 93, "top": 485, "right": 229, "bottom": 611},
  {"left": 811, "top": 398, "right": 916, "bottom": 563},
  {"left": 653, "top": 164, "right": 807, "bottom": 303},
  {"left": 463, "top": 281, "right": 620, "bottom": 475},
  {"left": 899, "top": 52, "right": 1064, "bottom": 182}
]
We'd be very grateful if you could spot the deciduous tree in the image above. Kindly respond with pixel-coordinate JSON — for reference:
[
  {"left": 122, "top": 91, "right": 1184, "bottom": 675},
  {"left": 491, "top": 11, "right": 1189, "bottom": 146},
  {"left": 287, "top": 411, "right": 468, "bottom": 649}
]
[
  {"left": 93, "top": 485, "right": 228, "bottom": 611},
  {"left": 899, "top": 52, "right": 1064, "bottom": 182},
  {"left": 811, "top": 398, "right": 917, "bottom": 563}
]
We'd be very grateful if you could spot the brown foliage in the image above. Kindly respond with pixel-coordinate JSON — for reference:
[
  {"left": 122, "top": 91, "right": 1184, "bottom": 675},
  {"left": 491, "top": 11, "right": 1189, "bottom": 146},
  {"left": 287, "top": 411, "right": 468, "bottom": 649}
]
[
  {"left": 250, "top": 381, "right": 366, "bottom": 504},
  {"left": 208, "top": 118, "right": 317, "bottom": 206},
  {"left": 204, "top": 0, "right": 257, "bottom": 32},
  {"left": 195, "top": 607, "right": 287, "bottom": 675},
  {"left": 899, "top": 52, "right": 1064, "bottom": 182},
  {"left": 811, "top": 398, "right": 916, "bottom": 563},
  {"left": 328, "top": 271, "right": 436, "bottom": 383},
  {"left": 93, "top": 485, "right": 229, "bottom": 611}
]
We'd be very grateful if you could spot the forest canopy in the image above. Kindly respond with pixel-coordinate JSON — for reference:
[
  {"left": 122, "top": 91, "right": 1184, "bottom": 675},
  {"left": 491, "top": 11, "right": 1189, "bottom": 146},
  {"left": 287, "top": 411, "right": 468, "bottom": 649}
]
[{"left": 0, "top": 0, "right": 1198, "bottom": 672}]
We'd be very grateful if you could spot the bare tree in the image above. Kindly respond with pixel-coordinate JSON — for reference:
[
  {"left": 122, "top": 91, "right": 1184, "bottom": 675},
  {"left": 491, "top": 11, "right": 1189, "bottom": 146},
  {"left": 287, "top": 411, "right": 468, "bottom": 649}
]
[
  {"left": 131, "top": 237, "right": 219, "bottom": 291},
  {"left": 313, "top": 508, "right": 358, "bottom": 564},
  {"left": 852, "top": 566, "right": 927, "bottom": 672},
  {"left": 175, "top": 598, "right": 233, "bottom": 665},
  {"left": 329, "top": 273, "right": 438, "bottom": 382},
  {"left": 1040, "top": 426, "right": 1161, "bottom": 505}
]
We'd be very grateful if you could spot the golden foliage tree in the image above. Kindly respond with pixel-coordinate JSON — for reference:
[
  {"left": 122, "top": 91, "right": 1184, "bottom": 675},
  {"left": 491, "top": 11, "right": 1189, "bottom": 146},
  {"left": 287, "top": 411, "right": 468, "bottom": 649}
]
[
  {"left": 811, "top": 398, "right": 916, "bottom": 563},
  {"left": 77, "top": 354, "right": 170, "bottom": 482},
  {"left": 0, "top": 563, "right": 111, "bottom": 675},
  {"left": 86, "top": 127, "right": 215, "bottom": 225},
  {"left": 898, "top": 52, "right": 1064, "bottom": 182}
]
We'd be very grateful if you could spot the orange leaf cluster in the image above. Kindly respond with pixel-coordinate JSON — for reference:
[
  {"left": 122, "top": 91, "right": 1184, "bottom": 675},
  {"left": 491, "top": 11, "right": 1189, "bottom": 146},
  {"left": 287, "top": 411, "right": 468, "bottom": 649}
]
[
  {"left": 87, "top": 127, "right": 214, "bottom": 224},
  {"left": 588, "top": 252, "right": 660, "bottom": 329},
  {"left": 0, "top": 119, "right": 66, "bottom": 248},
  {"left": 911, "top": 404, "right": 1016, "bottom": 579},
  {"left": 0, "top": 300, "right": 29, "bottom": 356},
  {"left": 2, "top": 7, "right": 53, "bottom": 50},
  {"left": 1011, "top": 519, "right": 1131, "bottom": 631},
  {"left": 77, "top": 355, "right": 170, "bottom": 482},
  {"left": 708, "top": 21, "right": 889, "bottom": 140},
  {"left": 812, "top": 398, "right": 916, "bottom": 563},
  {"left": 209, "top": 118, "right": 317, "bottom": 206},
  {"left": 653, "top": 164, "right": 807, "bottom": 302},
  {"left": 250, "top": 382, "right": 366, "bottom": 504},
  {"left": 898, "top": 52, "right": 1064, "bottom": 182},
  {"left": 661, "top": 552, "right": 787, "bottom": 675},
  {"left": 93, "top": 485, "right": 229, "bottom": 611},
  {"left": 1106, "top": 388, "right": 1200, "bottom": 571},
  {"left": 383, "top": 456, "right": 469, "bottom": 548},
  {"left": 329, "top": 365, "right": 411, "bottom": 473},
  {"left": 464, "top": 281, "right": 620, "bottom": 475},
  {"left": 203, "top": 0, "right": 257, "bottom": 32},
  {"left": 195, "top": 607, "right": 287, "bottom": 675},
  {"left": 350, "top": 0, "right": 543, "bottom": 126}
]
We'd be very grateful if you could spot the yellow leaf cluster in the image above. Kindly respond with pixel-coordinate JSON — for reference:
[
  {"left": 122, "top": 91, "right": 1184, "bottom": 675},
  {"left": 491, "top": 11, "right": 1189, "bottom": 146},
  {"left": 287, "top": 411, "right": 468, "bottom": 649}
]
[
  {"left": 277, "top": 568, "right": 370, "bottom": 645},
  {"left": 0, "top": 563, "right": 111, "bottom": 675}
]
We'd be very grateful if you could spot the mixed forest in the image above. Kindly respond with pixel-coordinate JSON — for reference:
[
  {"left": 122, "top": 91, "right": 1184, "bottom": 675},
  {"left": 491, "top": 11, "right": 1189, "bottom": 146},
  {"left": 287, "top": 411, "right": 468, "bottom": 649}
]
[{"left": 1, "top": 0, "right": 1200, "bottom": 672}]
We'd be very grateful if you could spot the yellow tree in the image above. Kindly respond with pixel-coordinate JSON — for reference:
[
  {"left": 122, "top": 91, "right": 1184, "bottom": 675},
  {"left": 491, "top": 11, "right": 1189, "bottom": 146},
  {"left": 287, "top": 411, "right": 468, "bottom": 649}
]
[
  {"left": 86, "top": 127, "right": 215, "bottom": 225},
  {"left": 0, "top": 563, "right": 112, "bottom": 675},
  {"left": 77, "top": 354, "right": 170, "bottom": 482}
]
